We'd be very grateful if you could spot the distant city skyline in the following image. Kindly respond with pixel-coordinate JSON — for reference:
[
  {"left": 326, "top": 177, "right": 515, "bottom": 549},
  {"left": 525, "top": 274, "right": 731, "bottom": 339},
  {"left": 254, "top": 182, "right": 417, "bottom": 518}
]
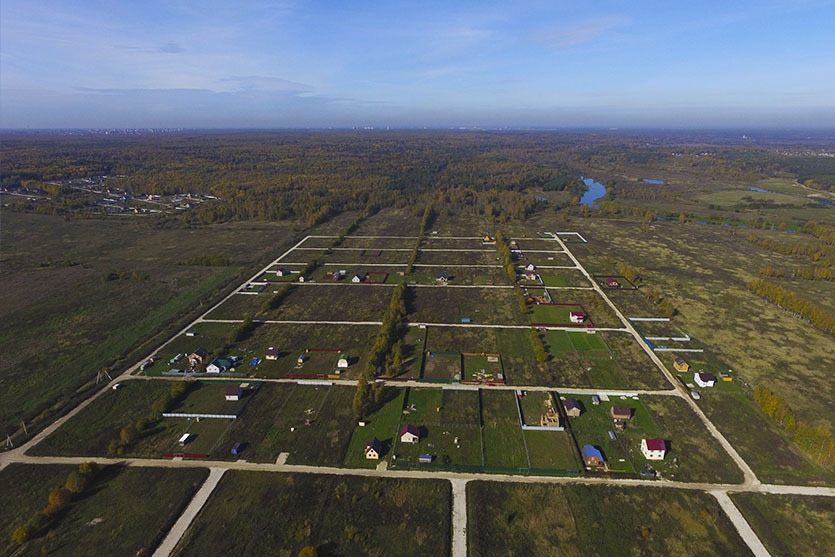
[{"left": 2, "top": 0, "right": 835, "bottom": 129}]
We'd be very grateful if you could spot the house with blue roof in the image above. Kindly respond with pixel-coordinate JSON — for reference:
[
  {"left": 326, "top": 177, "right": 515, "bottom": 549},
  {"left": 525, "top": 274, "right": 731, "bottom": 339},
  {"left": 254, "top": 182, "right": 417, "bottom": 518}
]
[{"left": 581, "top": 444, "right": 606, "bottom": 468}]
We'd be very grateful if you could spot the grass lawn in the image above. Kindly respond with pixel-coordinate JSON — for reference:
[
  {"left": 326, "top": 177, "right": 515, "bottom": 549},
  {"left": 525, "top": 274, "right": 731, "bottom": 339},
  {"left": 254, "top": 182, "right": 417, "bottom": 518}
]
[
  {"left": 601, "top": 332, "right": 671, "bottom": 390},
  {"left": 173, "top": 472, "right": 451, "bottom": 557},
  {"left": 416, "top": 249, "right": 497, "bottom": 266},
  {"left": 6, "top": 465, "right": 208, "bottom": 557},
  {"left": 540, "top": 268, "right": 591, "bottom": 287},
  {"left": 731, "top": 493, "right": 835, "bottom": 556},
  {"left": 399, "top": 327, "right": 427, "bottom": 378},
  {"left": 344, "top": 387, "right": 406, "bottom": 468},
  {"left": 468, "top": 482, "right": 750, "bottom": 556},
  {"left": 29, "top": 380, "right": 174, "bottom": 457},
  {"left": 270, "top": 284, "right": 393, "bottom": 322},
  {"left": 529, "top": 303, "right": 588, "bottom": 326},
  {"left": 524, "top": 430, "right": 581, "bottom": 470},
  {"left": 480, "top": 390, "right": 528, "bottom": 469},
  {"left": 462, "top": 354, "right": 503, "bottom": 382},
  {"left": 167, "top": 381, "right": 251, "bottom": 416}
]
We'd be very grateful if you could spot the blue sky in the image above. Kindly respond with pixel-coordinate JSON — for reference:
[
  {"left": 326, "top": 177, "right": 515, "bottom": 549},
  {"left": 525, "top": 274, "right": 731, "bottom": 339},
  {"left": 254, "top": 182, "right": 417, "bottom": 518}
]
[{"left": 2, "top": 0, "right": 834, "bottom": 128}]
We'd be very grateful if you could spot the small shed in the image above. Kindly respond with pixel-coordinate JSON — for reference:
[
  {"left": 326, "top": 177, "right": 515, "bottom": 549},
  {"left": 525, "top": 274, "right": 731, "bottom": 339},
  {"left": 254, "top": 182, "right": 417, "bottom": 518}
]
[
  {"left": 419, "top": 454, "right": 433, "bottom": 464},
  {"left": 673, "top": 357, "right": 690, "bottom": 372},
  {"left": 525, "top": 263, "right": 536, "bottom": 272},
  {"left": 337, "top": 354, "right": 349, "bottom": 368},
  {"left": 436, "top": 271, "right": 451, "bottom": 282},
  {"left": 365, "top": 437, "right": 382, "bottom": 460},
  {"left": 265, "top": 347, "right": 279, "bottom": 360},
  {"left": 225, "top": 385, "right": 242, "bottom": 401},
  {"left": 178, "top": 433, "right": 191, "bottom": 446},
  {"left": 276, "top": 269, "right": 288, "bottom": 277},
  {"left": 400, "top": 424, "right": 421, "bottom": 444},
  {"left": 297, "top": 354, "right": 307, "bottom": 365},
  {"left": 581, "top": 445, "right": 605, "bottom": 467},
  {"left": 352, "top": 274, "right": 363, "bottom": 283},
  {"left": 231, "top": 442, "right": 244, "bottom": 455},
  {"left": 592, "top": 395, "right": 600, "bottom": 406}
]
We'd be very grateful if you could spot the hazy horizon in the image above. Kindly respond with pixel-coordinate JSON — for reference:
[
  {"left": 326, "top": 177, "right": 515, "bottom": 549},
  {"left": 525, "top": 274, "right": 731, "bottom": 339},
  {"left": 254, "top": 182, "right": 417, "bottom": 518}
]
[{"left": 2, "top": 1, "right": 835, "bottom": 129}]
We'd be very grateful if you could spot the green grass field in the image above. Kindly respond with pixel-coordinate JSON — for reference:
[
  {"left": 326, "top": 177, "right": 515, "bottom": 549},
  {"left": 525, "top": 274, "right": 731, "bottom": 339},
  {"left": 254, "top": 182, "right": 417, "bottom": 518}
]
[
  {"left": 344, "top": 387, "right": 406, "bottom": 468},
  {"left": 173, "top": 472, "right": 451, "bottom": 557},
  {"left": 480, "top": 390, "right": 527, "bottom": 468}
]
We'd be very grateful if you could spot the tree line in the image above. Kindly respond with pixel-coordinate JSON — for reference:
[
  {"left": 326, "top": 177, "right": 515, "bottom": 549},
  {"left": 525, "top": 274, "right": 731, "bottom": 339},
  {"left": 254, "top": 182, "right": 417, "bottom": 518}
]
[
  {"left": 753, "top": 385, "right": 834, "bottom": 468},
  {"left": 747, "top": 279, "right": 835, "bottom": 334},
  {"left": 759, "top": 265, "right": 835, "bottom": 281}
]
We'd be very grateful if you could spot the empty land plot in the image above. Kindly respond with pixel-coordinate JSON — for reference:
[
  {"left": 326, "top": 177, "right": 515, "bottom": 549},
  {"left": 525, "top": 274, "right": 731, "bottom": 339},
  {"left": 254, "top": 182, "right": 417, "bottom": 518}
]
[
  {"left": 601, "top": 332, "right": 671, "bottom": 390},
  {"left": 642, "top": 395, "right": 745, "bottom": 484},
  {"left": 340, "top": 236, "right": 417, "bottom": 249},
  {"left": 731, "top": 493, "right": 835, "bottom": 556},
  {"left": 421, "top": 237, "right": 484, "bottom": 250},
  {"left": 408, "top": 286, "right": 526, "bottom": 325},
  {"left": 696, "top": 392, "right": 835, "bottom": 485},
  {"left": 8, "top": 465, "right": 208, "bottom": 557},
  {"left": 416, "top": 249, "right": 497, "bottom": 266},
  {"left": 524, "top": 430, "right": 580, "bottom": 470},
  {"left": 255, "top": 384, "right": 356, "bottom": 466},
  {"left": 422, "top": 351, "right": 462, "bottom": 381},
  {"left": 516, "top": 250, "right": 574, "bottom": 267},
  {"left": 426, "top": 326, "right": 500, "bottom": 354},
  {"left": 506, "top": 329, "right": 587, "bottom": 387},
  {"left": 173, "top": 472, "right": 451, "bottom": 557},
  {"left": 411, "top": 266, "right": 510, "bottom": 286},
  {"left": 204, "top": 291, "right": 267, "bottom": 320},
  {"left": 511, "top": 239, "right": 562, "bottom": 251},
  {"left": 550, "top": 289, "right": 622, "bottom": 328},
  {"left": 167, "top": 381, "right": 250, "bottom": 416},
  {"left": 395, "top": 388, "right": 482, "bottom": 466},
  {"left": 29, "top": 379, "right": 174, "bottom": 457},
  {"left": 399, "top": 327, "right": 427, "bottom": 378},
  {"left": 567, "top": 332, "right": 628, "bottom": 388},
  {"left": 350, "top": 208, "right": 424, "bottom": 236},
  {"left": 344, "top": 387, "right": 406, "bottom": 468},
  {"left": 467, "top": 482, "right": 750, "bottom": 557},
  {"left": 529, "top": 303, "right": 590, "bottom": 327},
  {"left": 480, "top": 390, "right": 528, "bottom": 469},
  {"left": 440, "top": 388, "right": 480, "bottom": 425},
  {"left": 540, "top": 268, "right": 592, "bottom": 287},
  {"left": 0, "top": 463, "right": 75, "bottom": 549},
  {"left": 315, "top": 249, "right": 410, "bottom": 265},
  {"left": 271, "top": 283, "right": 392, "bottom": 322}
]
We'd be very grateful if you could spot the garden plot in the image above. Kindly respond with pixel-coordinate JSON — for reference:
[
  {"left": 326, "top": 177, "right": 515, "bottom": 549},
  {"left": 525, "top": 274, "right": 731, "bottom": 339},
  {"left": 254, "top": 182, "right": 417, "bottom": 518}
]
[
  {"left": 480, "top": 390, "right": 528, "bottom": 468},
  {"left": 524, "top": 430, "right": 580, "bottom": 470},
  {"left": 515, "top": 250, "right": 574, "bottom": 268},
  {"left": 407, "top": 266, "right": 509, "bottom": 286},
  {"left": 408, "top": 286, "right": 525, "bottom": 325},
  {"left": 165, "top": 382, "right": 253, "bottom": 417},
  {"left": 393, "top": 388, "right": 483, "bottom": 467},
  {"left": 252, "top": 384, "right": 356, "bottom": 466},
  {"left": 205, "top": 292, "right": 267, "bottom": 320},
  {"left": 549, "top": 288, "right": 622, "bottom": 328},
  {"left": 462, "top": 353, "right": 504, "bottom": 383},
  {"left": 529, "top": 302, "right": 592, "bottom": 328},
  {"left": 421, "top": 237, "right": 485, "bottom": 250},
  {"left": 502, "top": 329, "right": 588, "bottom": 387},
  {"left": 339, "top": 236, "right": 418, "bottom": 249},
  {"left": 344, "top": 387, "right": 406, "bottom": 468},
  {"left": 307, "top": 266, "right": 399, "bottom": 284},
  {"left": 510, "top": 238, "right": 563, "bottom": 251},
  {"left": 593, "top": 275, "right": 638, "bottom": 289}
]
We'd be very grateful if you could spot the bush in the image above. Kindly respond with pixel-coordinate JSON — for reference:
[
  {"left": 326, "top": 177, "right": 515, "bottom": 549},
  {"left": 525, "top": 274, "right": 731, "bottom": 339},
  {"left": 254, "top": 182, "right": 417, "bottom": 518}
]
[{"left": 64, "top": 471, "right": 89, "bottom": 494}]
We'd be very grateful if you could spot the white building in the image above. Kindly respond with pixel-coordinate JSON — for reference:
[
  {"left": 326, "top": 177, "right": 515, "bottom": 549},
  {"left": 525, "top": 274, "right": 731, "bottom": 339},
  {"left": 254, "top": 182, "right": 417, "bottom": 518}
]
[
  {"left": 641, "top": 438, "right": 667, "bottom": 460},
  {"left": 694, "top": 372, "right": 716, "bottom": 388}
]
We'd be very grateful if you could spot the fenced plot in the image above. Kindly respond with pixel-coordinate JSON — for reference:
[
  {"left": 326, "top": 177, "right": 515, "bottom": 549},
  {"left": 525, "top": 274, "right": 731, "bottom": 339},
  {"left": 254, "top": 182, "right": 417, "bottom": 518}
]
[
  {"left": 422, "top": 351, "right": 462, "bottom": 381},
  {"left": 440, "top": 388, "right": 481, "bottom": 425},
  {"left": 416, "top": 249, "right": 498, "bottom": 266},
  {"left": 518, "top": 391, "right": 556, "bottom": 426},
  {"left": 272, "top": 283, "right": 392, "bottom": 321},
  {"left": 408, "top": 286, "right": 526, "bottom": 325},
  {"left": 480, "top": 390, "right": 529, "bottom": 468},
  {"left": 540, "top": 268, "right": 592, "bottom": 287},
  {"left": 395, "top": 388, "right": 483, "bottom": 466},
  {"left": 568, "top": 331, "right": 611, "bottom": 359},
  {"left": 600, "top": 332, "right": 671, "bottom": 390},
  {"left": 344, "top": 387, "right": 406, "bottom": 468},
  {"left": 593, "top": 275, "right": 638, "bottom": 290},
  {"left": 462, "top": 353, "right": 504, "bottom": 383},
  {"left": 317, "top": 249, "right": 410, "bottom": 265},
  {"left": 515, "top": 251, "right": 574, "bottom": 267},
  {"left": 525, "top": 430, "right": 581, "bottom": 470},
  {"left": 530, "top": 303, "right": 593, "bottom": 328},
  {"left": 167, "top": 417, "right": 233, "bottom": 456}
]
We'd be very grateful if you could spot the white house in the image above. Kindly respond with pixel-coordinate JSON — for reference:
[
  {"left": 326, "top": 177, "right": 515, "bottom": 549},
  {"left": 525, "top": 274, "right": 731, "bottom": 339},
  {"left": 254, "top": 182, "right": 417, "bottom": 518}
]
[
  {"left": 365, "top": 437, "right": 382, "bottom": 459},
  {"left": 400, "top": 425, "right": 420, "bottom": 444},
  {"left": 352, "top": 274, "right": 363, "bottom": 283},
  {"left": 276, "top": 269, "right": 287, "bottom": 277},
  {"left": 694, "top": 372, "right": 716, "bottom": 388},
  {"left": 337, "top": 354, "right": 349, "bottom": 368},
  {"left": 265, "top": 347, "right": 279, "bottom": 360},
  {"left": 641, "top": 438, "right": 667, "bottom": 460},
  {"left": 569, "top": 311, "right": 586, "bottom": 324},
  {"left": 525, "top": 263, "right": 536, "bottom": 271},
  {"left": 225, "top": 386, "right": 242, "bottom": 401}
]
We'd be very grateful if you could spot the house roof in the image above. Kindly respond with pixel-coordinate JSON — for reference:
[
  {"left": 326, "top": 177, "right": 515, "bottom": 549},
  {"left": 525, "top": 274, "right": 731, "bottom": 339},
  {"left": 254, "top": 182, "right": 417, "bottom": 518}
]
[
  {"left": 400, "top": 424, "right": 420, "bottom": 437},
  {"left": 697, "top": 372, "right": 716, "bottom": 382},
  {"left": 366, "top": 437, "right": 382, "bottom": 452},
  {"left": 192, "top": 348, "right": 208, "bottom": 358},
  {"left": 224, "top": 385, "right": 241, "bottom": 395},
  {"left": 564, "top": 398, "right": 580, "bottom": 411},
  {"left": 611, "top": 406, "right": 633, "bottom": 418},
  {"left": 570, "top": 311, "right": 585, "bottom": 317},
  {"left": 674, "top": 357, "right": 687, "bottom": 365},
  {"left": 581, "top": 445, "right": 604, "bottom": 461},
  {"left": 643, "top": 438, "right": 666, "bottom": 451},
  {"left": 265, "top": 347, "right": 279, "bottom": 355}
]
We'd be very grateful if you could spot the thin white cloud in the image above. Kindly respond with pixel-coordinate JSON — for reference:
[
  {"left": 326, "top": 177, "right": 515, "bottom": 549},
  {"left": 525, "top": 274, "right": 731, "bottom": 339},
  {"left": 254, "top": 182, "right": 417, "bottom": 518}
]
[
  {"left": 533, "top": 15, "right": 629, "bottom": 49},
  {"left": 220, "top": 75, "right": 312, "bottom": 93}
]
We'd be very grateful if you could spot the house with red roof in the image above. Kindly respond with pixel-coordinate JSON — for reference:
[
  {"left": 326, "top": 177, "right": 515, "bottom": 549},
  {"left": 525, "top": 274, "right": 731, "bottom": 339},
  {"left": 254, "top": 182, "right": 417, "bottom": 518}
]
[
  {"left": 641, "top": 438, "right": 667, "bottom": 460},
  {"left": 400, "top": 424, "right": 420, "bottom": 444}
]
